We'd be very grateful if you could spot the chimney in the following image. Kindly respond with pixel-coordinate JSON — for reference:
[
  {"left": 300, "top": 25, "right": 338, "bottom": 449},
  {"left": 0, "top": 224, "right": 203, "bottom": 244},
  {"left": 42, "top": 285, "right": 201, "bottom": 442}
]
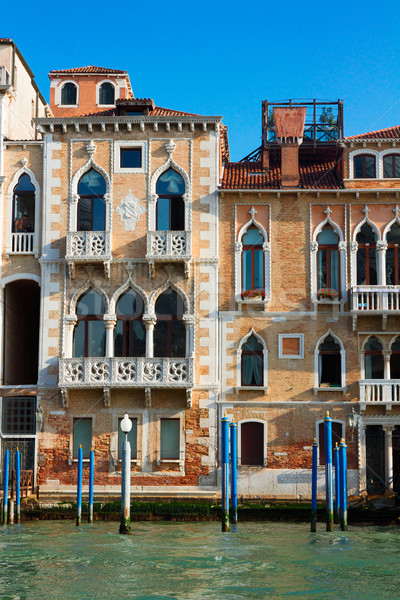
[{"left": 273, "top": 107, "right": 306, "bottom": 187}]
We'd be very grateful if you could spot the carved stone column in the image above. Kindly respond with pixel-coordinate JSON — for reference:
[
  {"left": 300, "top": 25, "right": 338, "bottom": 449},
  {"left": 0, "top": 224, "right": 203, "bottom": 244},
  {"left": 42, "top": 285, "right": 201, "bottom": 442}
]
[
  {"left": 384, "top": 351, "right": 391, "bottom": 380},
  {"left": 183, "top": 314, "right": 195, "bottom": 358},
  {"left": 377, "top": 241, "right": 388, "bottom": 286},
  {"left": 383, "top": 426, "right": 395, "bottom": 489},
  {"left": 104, "top": 314, "right": 116, "bottom": 358},
  {"left": 350, "top": 241, "right": 358, "bottom": 288},
  {"left": 65, "top": 315, "right": 77, "bottom": 358},
  {"left": 143, "top": 314, "right": 157, "bottom": 358}
]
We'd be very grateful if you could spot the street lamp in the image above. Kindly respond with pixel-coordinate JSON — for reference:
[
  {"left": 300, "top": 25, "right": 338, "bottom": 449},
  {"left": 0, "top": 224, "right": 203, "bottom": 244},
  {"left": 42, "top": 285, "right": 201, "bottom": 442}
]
[
  {"left": 119, "top": 413, "right": 132, "bottom": 535},
  {"left": 348, "top": 407, "right": 359, "bottom": 442},
  {"left": 120, "top": 413, "right": 132, "bottom": 438}
]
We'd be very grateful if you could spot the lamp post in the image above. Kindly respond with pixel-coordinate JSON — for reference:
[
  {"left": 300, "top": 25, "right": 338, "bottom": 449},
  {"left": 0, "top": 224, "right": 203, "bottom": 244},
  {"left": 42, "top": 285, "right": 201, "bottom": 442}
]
[
  {"left": 348, "top": 407, "right": 358, "bottom": 442},
  {"left": 119, "top": 413, "right": 132, "bottom": 535}
]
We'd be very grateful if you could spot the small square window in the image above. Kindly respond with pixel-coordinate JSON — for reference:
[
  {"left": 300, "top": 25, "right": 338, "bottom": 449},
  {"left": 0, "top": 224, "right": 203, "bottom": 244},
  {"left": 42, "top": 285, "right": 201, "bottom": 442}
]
[
  {"left": 2, "top": 397, "right": 35, "bottom": 434},
  {"left": 118, "top": 417, "right": 137, "bottom": 459},
  {"left": 120, "top": 148, "right": 142, "bottom": 169},
  {"left": 160, "top": 419, "right": 180, "bottom": 460},
  {"left": 73, "top": 418, "right": 92, "bottom": 459},
  {"left": 278, "top": 334, "right": 304, "bottom": 359}
]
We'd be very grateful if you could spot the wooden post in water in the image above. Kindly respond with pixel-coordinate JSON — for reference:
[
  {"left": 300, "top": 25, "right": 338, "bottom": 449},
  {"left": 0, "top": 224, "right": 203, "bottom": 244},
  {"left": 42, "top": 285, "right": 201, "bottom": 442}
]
[
  {"left": 88, "top": 448, "right": 94, "bottom": 524},
  {"left": 2, "top": 449, "right": 9, "bottom": 525},
  {"left": 334, "top": 443, "right": 340, "bottom": 524},
  {"left": 76, "top": 446, "right": 83, "bottom": 527},
  {"left": 311, "top": 439, "right": 318, "bottom": 532},
  {"left": 229, "top": 421, "right": 238, "bottom": 524},
  {"left": 339, "top": 438, "right": 348, "bottom": 531},
  {"left": 221, "top": 416, "right": 230, "bottom": 532},
  {"left": 324, "top": 412, "right": 334, "bottom": 532},
  {"left": 15, "top": 447, "right": 21, "bottom": 524}
]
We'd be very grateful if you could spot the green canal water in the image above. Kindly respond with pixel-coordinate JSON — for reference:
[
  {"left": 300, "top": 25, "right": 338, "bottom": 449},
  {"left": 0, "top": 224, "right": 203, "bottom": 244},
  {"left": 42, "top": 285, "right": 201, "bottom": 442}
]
[{"left": 0, "top": 521, "right": 399, "bottom": 600}]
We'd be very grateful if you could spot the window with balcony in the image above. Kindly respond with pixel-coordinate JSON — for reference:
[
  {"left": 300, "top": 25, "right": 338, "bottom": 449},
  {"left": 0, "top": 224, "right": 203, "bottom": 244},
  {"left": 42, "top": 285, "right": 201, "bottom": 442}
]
[
  {"left": 156, "top": 169, "right": 185, "bottom": 231},
  {"left": 73, "top": 418, "right": 92, "bottom": 459},
  {"left": 242, "top": 228, "right": 264, "bottom": 296},
  {"left": 383, "top": 154, "right": 400, "bottom": 178},
  {"left": 77, "top": 169, "right": 106, "bottom": 232},
  {"left": 354, "top": 154, "right": 376, "bottom": 178},
  {"left": 364, "top": 337, "right": 384, "bottom": 379},
  {"left": 160, "top": 418, "right": 180, "bottom": 460},
  {"left": 114, "top": 290, "right": 145, "bottom": 357},
  {"left": 73, "top": 289, "right": 106, "bottom": 357},
  {"left": 61, "top": 82, "right": 78, "bottom": 106},
  {"left": 386, "top": 223, "right": 400, "bottom": 285},
  {"left": 317, "top": 226, "right": 340, "bottom": 296},
  {"left": 99, "top": 82, "right": 115, "bottom": 105},
  {"left": 391, "top": 338, "right": 400, "bottom": 379},
  {"left": 356, "top": 223, "right": 377, "bottom": 285},
  {"left": 240, "top": 421, "right": 265, "bottom": 466},
  {"left": 154, "top": 288, "right": 185, "bottom": 357},
  {"left": 13, "top": 174, "right": 35, "bottom": 233},
  {"left": 318, "top": 334, "right": 342, "bottom": 388},
  {"left": 241, "top": 335, "right": 264, "bottom": 386},
  {"left": 118, "top": 417, "right": 137, "bottom": 460}
]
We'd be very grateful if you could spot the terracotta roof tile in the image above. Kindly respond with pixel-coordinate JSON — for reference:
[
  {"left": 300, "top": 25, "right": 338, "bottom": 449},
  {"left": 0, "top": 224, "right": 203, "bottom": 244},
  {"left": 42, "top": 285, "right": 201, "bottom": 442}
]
[
  {"left": 0, "top": 38, "right": 13, "bottom": 43},
  {"left": 49, "top": 65, "right": 127, "bottom": 74},
  {"left": 77, "top": 105, "right": 201, "bottom": 118},
  {"left": 345, "top": 125, "right": 400, "bottom": 140}
]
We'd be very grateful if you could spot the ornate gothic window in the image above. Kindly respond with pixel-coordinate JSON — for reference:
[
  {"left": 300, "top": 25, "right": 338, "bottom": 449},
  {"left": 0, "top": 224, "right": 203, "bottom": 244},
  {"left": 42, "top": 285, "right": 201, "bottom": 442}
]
[
  {"left": 77, "top": 169, "right": 106, "bottom": 231},
  {"left": 317, "top": 226, "right": 339, "bottom": 295},
  {"left": 318, "top": 334, "right": 342, "bottom": 387},
  {"left": 386, "top": 222, "right": 400, "bottom": 285},
  {"left": 354, "top": 154, "right": 376, "bottom": 178},
  {"left": 73, "top": 289, "right": 106, "bottom": 357},
  {"left": 356, "top": 223, "right": 377, "bottom": 285},
  {"left": 241, "top": 335, "right": 264, "bottom": 386},
  {"left": 154, "top": 288, "right": 186, "bottom": 357},
  {"left": 156, "top": 169, "right": 185, "bottom": 231},
  {"left": 242, "top": 228, "right": 264, "bottom": 295},
  {"left": 114, "top": 290, "right": 145, "bottom": 357},
  {"left": 61, "top": 82, "right": 77, "bottom": 106},
  {"left": 99, "top": 82, "right": 115, "bottom": 105},
  {"left": 364, "top": 337, "right": 384, "bottom": 379},
  {"left": 13, "top": 174, "right": 35, "bottom": 233}
]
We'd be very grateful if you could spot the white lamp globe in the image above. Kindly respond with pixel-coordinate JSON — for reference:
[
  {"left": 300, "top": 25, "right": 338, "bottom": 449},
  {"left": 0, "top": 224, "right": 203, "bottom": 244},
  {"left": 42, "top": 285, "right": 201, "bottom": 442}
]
[{"left": 121, "top": 413, "right": 132, "bottom": 434}]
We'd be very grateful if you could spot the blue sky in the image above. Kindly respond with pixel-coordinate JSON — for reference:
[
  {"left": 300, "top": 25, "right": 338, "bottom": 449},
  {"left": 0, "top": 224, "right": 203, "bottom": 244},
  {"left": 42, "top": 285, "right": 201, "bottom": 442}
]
[{"left": 3, "top": 0, "right": 400, "bottom": 160}]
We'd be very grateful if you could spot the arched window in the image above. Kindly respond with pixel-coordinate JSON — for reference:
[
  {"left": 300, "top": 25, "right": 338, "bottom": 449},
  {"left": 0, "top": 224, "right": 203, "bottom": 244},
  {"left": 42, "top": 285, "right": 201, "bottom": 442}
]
[
  {"left": 154, "top": 288, "right": 185, "bottom": 357},
  {"left": 77, "top": 169, "right": 106, "bottom": 231},
  {"left": 99, "top": 82, "right": 115, "bottom": 105},
  {"left": 317, "top": 226, "right": 339, "bottom": 294},
  {"left": 390, "top": 337, "right": 400, "bottom": 379},
  {"left": 73, "top": 289, "right": 106, "bottom": 357},
  {"left": 354, "top": 154, "right": 376, "bottom": 178},
  {"left": 364, "top": 337, "right": 384, "bottom": 379},
  {"left": 240, "top": 421, "right": 265, "bottom": 466},
  {"left": 13, "top": 174, "right": 35, "bottom": 233},
  {"left": 61, "top": 82, "right": 77, "bottom": 106},
  {"left": 386, "top": 223, "right": 400, "bottom": 285},
  {"left": 383, "top": 154, "right": 400, "bottom": 178},
  {"left": 318, "top": 335, "right": 341, "bottom": 387},
  {"left": 114, "top": 290, "right": 145, "bottom": 357},
  {"left": 241, "top": 335, "right": 263, "bottom": 386},
  {"left": 156, "top": 169, "right": 185, "bottom": 231},
  {"left": 242, "top": 228, "right": 264, "bottom": 295},
  {"left": 356, "top": 223, "right": 377, "bottom": 285}
]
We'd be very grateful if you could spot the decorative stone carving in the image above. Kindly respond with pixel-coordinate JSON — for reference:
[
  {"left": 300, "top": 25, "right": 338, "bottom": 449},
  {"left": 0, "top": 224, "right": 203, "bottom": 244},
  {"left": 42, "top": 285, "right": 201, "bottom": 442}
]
[
  {"left": 338, "top": 241, "right": 346, "bottom": 252},
  {"left": 350, "top": 241, "right": 358, "bottom": 252},
  {"left": 116, "top": 190, "right": 145, "bottom": 231},
  {"left": 310, "top": 241, "right": 318, "bottom": 253},
  {"left": 377, "top": 241, "right": 388, "bottom": 252},
  {"left": 86, "top": 140, "right": 96, "bottom": 157},
  {"left": 235, "top": 242, "right": 243, "bottom": 253},
  {"left": 103, "top": 387, "right": 111, "bottom": 407},
  {"left": 20, "top": 157, "right": 28, "bottom": 167},
  {"left": 166, "top": 139, "right": 176, "bottom": 157},
  {"left": 186, "top": 389, "right": 193, "bottom": 408}
]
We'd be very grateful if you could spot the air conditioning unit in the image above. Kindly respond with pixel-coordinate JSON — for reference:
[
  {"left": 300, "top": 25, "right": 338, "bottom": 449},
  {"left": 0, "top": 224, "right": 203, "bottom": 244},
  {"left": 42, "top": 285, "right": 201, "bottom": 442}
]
[{"left": 0, "top": 66, "right": 11, "bottom": 86}]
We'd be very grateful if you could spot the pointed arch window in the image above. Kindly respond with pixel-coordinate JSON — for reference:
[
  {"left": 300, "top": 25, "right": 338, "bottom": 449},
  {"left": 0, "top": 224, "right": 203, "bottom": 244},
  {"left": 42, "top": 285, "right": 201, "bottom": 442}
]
[
  {"left": 13, "top": 174, "right": 35, "bottom": 233},
  {"left": 317, "top": 226, "right": 339, "bottom": 294},
  {"left": 77, "top": 169, "right": 106, "bottom": 231},
  {"left": 364, "top": 337, "right": 384, "bottom": 379},
  {"left": 242, "top": 228, "right": 264, "bottom": 295},
  {"left": 154, "top": 288, "right": 186, "bottom": 357},
  {"left": 73, "top": 289, "right": 106, "bottom": 357},
  {"left": 356, "top": 223, "right": 377, "bottom": 285},
  {"left": 318, "top": 335, "right": 342, "bottom": 387},
  {"left": 241, "top": 335, "right": 264, "bottom": 386},
  {"left": 390, "top": 337, "right": 400, "bottom": 379},
  {"left": 386, "top": 222, "right": 400, "bottom": 285},
  {"left": 99, "top": 82, "right": 115, "bottom": 105},
  {"left": 61, "top": 82, "right": 77, "bottom": 106},
  {"left": 156, "top": 169, "right": 185, "bottom": 231},
  {"left": 114, "top": 290, "right": 145, "bottom": 357}
]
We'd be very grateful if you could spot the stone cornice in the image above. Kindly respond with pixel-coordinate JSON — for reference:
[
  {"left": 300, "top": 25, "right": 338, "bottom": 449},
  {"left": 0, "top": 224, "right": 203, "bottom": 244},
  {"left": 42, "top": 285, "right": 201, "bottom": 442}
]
[{"left": 219, "top": 188, "right": 400, "bottom": 195}]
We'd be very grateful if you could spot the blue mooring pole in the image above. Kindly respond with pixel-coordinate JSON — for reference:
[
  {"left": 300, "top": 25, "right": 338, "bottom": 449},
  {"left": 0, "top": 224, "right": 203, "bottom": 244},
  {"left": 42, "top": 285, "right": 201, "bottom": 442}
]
[
  {"left": 324, "top": 412, "right": 334, "bottom": 532},
  {"left": 88, "top": 448, "right": 94, "bottom": 524},
  {"left": 15, "top": 447, "right": 21, "bottom": 524},
  {"left": 221, "top": 416, "right": 230, "bottom": 532},
  {"left": 2, "top": 449, "right": 9, "bottom": 525},
  {"left": 311, "top": 439, "right": 318, "bottom": 532},
  {"left": 76, "top": 446, "right": 82, "bottom": 527},
  {"left": 339, "top": 438, "right": 348, "bottom": 531},
  {"left": 334, "top": 443, "right": 340, "bottom": 524},
  {"left": 230, "top": 421, "right": 238, "bottom": 524}
]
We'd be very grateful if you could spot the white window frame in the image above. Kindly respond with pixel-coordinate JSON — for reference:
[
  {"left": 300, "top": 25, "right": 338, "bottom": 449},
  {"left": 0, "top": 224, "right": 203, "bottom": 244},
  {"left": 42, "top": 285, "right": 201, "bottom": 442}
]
[
  {"left": 238, "top": 419, "right": 267, "bottom": 467},
  {"left": 278, "top": 333, "right": 304, "bottom": 359},
  {"left": 56, "top": 80, "right": 79, "bottom": 107},
  {"left": 114, "top": 140, "right": 147, "bottom": 174},
  {"left": 348, "top": 149, "right": 380, "bottom": 179},
  {"left": 156, "top": 414, "right": 185, "bottom": 468},
  {"left": 314, "top": 330, "right": 347, "bottom": 395},
  {"left": 236, "top": 328, "right": 268, "bottom": 392},
  {"left": 96, "top": 80, "right": 117, "bottom": 107},
  {"left": 350, "top": 213, "right": 381, "bottom": 287},
  {"left": 6, "top": 167, "right": 41, "bottom": 257}
]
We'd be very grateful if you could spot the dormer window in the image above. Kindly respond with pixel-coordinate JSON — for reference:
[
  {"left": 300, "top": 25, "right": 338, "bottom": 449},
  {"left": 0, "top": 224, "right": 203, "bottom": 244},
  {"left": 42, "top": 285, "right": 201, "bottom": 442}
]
[
  {"left": 99, "top": 82, "right": 115, "bottom": 105},
  {"left": 61, "top": 82, "right": 78, "bottom": 106},
  {"left": 354, "top": 154, "right": 376, "bottom": 178}
]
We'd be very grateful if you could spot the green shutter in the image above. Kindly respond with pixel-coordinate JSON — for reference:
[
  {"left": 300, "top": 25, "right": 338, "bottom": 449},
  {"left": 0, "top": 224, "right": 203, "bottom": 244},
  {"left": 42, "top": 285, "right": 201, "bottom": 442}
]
[
  {"left": 161, "top": 419, "right": 180, "bottom": 460},
  {"left": 73, "top": 419, "right": 92, "bottom": 459}
]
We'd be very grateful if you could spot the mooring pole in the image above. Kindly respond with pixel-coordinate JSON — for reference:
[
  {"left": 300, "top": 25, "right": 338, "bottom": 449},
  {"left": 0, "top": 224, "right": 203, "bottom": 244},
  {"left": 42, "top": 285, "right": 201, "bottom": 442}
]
[
  {"left": 311, "top": 439, "right": 318, "bottom": 532},
  {"left": 76, "top": 445, "right": 82, "bottom": 527},
  {"left": 334, "top": 443, "right": 340, "bottom": 524},
  {"left": 2, "top": 449, "right": 9, "bottom": 525},
  {"left": 221, "top": 416, "right": 230, "bottom": 532},
  {"left": 230, "top": 421, "right": 238, "bottom": 524},
  {"left": 324, "top": 412, "right": 334, "bottom": 532},
  {"left": 15, "top": 447, "right": 21, "bottom": 524},
  {"left": 119, "top": 413, "right": 132, "bottom": 535},
  {"left": 339, "top": 438, "right": 348, "bottom": 531},
  {"left": 88, "top": 448, "right": 94, "bottom": 524}
]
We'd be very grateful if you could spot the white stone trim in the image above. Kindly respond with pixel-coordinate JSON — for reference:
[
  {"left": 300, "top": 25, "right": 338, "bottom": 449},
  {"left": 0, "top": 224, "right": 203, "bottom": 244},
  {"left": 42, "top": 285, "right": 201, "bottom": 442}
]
[
  {"left": 278, "top": 333, "right": 304, "bottom": 359},
  {"left": 148, "top": 279, "right": 190, "bottom": 315},
  {"left": 156, "top": 412, "right": 185, "bottom": 469},
  {"left": 110, "top": 277, "right": 149, "bottom": 314},
  {"left": 96, "top": 79, "right": 118, "bottom": 107},
  {"left": 348, "top": 148, "right": 380, "bottom": 179},
  {"left": 236, "top": 328, "right": 268, "bottom": 389},
  {"left": 6, "top": 166, "right": 41, "bottom": 257},
  {"left": 0, "top": 273, "right": 41, "bottom": 287},
  {"left": 313, "top": 329, "right": 346, "bottom": 392},
  {"left": 238, "top": 418, "right": 267, "bottom": 466},
  {"left": 114, "top": 140, "right": 147, "bottom": 173},
  {"left": 55, "top": 80, "right": 79, "bottom": 107}
]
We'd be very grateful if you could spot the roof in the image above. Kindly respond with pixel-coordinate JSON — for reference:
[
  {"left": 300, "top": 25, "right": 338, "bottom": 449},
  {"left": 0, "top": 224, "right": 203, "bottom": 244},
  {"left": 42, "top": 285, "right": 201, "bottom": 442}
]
[
  {"left": 0, "top": 38, "right": 13, "bottom": 43},
  {"left": 220, "top": 156, "right": 343, "bottom": 190},
  {"left": 49, "top": 65, "right": 127, "bottom": 75},
  {"left": 345, "top": 125, "right": 400, "bottom": 140},
  {"left": 76, "top": 105, "right": 201, "bottom": 118}
]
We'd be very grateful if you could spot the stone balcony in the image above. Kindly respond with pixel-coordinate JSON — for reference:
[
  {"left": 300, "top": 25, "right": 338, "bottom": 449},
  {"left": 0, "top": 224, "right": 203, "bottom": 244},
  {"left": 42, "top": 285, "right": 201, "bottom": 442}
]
[
  {"left": 66, "top": 231, "right": 112, "bottom": 278},
  {"left": 351, "top": 286, "right": 400, "bottom": 329},
  {"left": 146, "top": 231, "right": 191, "bottom": 278},
  {"left": 359, "top": 379, "right": 400, "bottom": 412}
]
